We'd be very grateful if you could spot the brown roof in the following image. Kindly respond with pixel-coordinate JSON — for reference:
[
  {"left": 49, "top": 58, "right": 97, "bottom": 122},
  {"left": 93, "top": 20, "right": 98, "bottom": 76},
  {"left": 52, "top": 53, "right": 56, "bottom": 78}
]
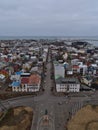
[{"left": 28, "top": 74, "right": 41, "bottom": 85}]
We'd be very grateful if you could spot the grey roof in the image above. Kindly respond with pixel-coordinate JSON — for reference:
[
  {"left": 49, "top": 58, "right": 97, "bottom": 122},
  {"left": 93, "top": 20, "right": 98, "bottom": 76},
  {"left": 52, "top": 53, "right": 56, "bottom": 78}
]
[{"left": 56, "top": 77, "right": 80, "bottom": 84}]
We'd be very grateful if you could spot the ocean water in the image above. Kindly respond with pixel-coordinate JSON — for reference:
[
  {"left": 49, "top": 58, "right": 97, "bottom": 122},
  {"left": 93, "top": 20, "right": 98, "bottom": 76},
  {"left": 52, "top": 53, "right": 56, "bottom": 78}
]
[{"left": 0, "top": 36, "right": 98, "bottom": 46}]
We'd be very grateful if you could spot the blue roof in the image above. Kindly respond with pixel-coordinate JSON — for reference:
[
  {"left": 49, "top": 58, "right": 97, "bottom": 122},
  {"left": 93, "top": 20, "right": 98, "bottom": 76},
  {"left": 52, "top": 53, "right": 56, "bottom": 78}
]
[
  {"left": 15, "top": 71, "right": 22, "bottom": 75},
  {"left": 12, "top": 81, "right": 20, "bottom": 87}
]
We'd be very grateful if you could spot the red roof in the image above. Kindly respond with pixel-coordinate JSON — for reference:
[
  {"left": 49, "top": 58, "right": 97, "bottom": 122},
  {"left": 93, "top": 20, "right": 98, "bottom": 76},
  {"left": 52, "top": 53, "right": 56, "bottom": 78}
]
[
  {"left": 73, "top": 65, "right": 79, "bottom": 69},
  {"left": 0, "top": 70, "right": 8, "bottom": 76},
  {"left": 21, "top": 77, "right": 29, "bottom": 84}
]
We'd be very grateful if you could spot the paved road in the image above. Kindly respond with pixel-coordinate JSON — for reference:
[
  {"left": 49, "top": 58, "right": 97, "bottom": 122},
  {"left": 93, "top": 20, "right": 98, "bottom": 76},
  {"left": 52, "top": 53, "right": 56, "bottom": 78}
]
[
  {"left": 1, "top": 49, "right": 98, "bottom": 130},
  {"left": 34, "top": 51, "right": 55, "bottom": 130}
]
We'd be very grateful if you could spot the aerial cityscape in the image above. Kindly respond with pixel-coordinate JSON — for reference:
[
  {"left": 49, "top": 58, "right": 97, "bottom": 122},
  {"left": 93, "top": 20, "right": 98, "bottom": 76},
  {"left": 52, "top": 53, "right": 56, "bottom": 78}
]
[
  {"left": 0, "top": 39, "right": 98, "bottom": 130},
  {"left": 0, "top": 0, "right": 98, "bottom": 130}
]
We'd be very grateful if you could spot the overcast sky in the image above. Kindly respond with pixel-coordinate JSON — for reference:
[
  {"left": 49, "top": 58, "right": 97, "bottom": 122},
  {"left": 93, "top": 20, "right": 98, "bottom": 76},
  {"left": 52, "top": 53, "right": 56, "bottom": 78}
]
[{"left": 0, "top": 0, "right": 98, "bottom": 36}]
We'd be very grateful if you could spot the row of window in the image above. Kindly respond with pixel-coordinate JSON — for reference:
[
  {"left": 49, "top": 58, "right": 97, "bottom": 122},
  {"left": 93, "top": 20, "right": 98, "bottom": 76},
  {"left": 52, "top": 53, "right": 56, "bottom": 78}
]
[
  {"left": 60, "top": 84, "right": 79, "bottom": 87},
  {"left": 12, "top": 88, "right": 39, "bottom": 91},
  {"left": 57, "top": 88, "right": 79, "bottom": 90},
  {"left": 58, "top": 86, "right": 80, "bottom": 89}
]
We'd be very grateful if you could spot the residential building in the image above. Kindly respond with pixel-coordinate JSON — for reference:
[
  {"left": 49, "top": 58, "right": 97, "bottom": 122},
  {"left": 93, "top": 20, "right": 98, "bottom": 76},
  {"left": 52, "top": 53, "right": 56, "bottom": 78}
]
[{"left": 11, "top": 72, "right": 41, "bottom": 92}]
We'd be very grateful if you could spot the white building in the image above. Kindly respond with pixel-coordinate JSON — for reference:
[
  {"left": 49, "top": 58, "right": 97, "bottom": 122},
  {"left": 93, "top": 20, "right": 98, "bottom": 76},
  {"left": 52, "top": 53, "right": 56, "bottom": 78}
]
[
  {"left": 79, "top": 65, "right": 88, "bottom": 75},
  {"left": 71, "top": 59, "right": 79, "bottom": 65},
  {"left": 54, "top": 63, "right": 65, "bottom": 78},
  {"left": 56, "top": 77, "right": 80, "bottom": 93},
  {"left": 12, "top": 73, "right": 41, "bottom": 92}
]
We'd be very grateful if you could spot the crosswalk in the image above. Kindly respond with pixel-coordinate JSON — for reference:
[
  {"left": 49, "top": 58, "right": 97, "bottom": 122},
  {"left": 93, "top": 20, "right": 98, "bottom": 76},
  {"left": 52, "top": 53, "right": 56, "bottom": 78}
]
[{"left": 71, "top": 101, "right": 84, "bottom": 116}]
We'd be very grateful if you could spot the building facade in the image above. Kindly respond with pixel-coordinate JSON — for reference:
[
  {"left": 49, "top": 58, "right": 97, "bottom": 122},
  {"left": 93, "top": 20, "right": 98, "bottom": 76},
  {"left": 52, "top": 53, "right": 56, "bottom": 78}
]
[{"left": 56, "top": 77, "right": 80, "bottom": 93}]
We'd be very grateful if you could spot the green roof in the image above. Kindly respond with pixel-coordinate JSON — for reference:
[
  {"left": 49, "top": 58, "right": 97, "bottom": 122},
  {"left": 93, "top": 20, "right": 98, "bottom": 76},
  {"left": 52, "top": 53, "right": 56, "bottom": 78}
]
[{"left": 55, "top": 75, "right": 63, "bottom": 80}]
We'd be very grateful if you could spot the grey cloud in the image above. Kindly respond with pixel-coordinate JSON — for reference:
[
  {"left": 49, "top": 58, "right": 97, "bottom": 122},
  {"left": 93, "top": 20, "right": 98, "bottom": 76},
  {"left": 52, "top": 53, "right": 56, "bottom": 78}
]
[{"left": 0, "top": 0, "right": 98, "bottom": 36}]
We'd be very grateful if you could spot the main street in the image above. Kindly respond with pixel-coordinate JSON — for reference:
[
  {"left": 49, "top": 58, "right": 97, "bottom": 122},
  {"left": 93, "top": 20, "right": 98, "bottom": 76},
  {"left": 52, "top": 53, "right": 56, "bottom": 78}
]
[{"left": 1, "top": 49, "right": 98, "bottom": 130}]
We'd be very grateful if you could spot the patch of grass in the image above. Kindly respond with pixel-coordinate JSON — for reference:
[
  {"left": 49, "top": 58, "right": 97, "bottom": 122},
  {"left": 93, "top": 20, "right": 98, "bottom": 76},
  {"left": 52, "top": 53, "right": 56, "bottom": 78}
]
[
  {"left": 67, "top": 105, "right": 98, "bottom": 130},
  {"left": 0, "top": 106, "right": 33, "bottom": 130}
]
